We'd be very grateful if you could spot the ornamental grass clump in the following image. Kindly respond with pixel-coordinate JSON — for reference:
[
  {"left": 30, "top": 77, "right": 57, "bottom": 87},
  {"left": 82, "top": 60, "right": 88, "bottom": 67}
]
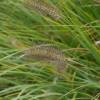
[{"left": 0, "top": 0, "right": 100, "bottom": 100}]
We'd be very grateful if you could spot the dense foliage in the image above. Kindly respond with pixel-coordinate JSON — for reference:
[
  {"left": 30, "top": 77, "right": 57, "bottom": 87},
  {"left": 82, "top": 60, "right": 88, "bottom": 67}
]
[{"left": 0, "top": 0, "right": 100, "bottom": 100}]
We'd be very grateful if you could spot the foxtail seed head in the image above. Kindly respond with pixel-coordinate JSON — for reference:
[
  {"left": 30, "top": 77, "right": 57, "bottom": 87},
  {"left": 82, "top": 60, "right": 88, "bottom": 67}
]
[
  {"left": 95, "top": 40, "right": 100, "bottom": 48},
  {"left": 94, "top": 0, "right": 100, "bottom": 4},
  {"left": 24, "top": 0, "right": 61, "bottom": 20},
  {"left": 23, "top": 45, "right": 67, "bottom": 73}
]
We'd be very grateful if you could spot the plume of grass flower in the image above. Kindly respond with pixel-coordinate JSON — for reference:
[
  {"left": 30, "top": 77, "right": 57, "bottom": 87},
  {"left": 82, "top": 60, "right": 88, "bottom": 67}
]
[{"left": 24, "top": 0, "right": 61, "bottom": 20}]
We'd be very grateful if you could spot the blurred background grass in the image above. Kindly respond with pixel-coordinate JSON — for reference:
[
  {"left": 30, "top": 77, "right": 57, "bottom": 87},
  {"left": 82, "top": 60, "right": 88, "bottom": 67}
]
[{"left": 0, "top": 0, "right": 100, "bottom": 100}]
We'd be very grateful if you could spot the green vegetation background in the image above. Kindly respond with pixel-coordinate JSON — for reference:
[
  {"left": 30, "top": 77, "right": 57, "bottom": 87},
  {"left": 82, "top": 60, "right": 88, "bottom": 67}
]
[{"left": 0, "top": 0, "right": 100, "bottom": 100}]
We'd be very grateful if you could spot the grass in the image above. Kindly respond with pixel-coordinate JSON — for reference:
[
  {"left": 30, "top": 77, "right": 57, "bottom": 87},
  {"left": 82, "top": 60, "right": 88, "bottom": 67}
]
[{"left": 0, "top": 0, "right": 100, "bottom": 100}]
